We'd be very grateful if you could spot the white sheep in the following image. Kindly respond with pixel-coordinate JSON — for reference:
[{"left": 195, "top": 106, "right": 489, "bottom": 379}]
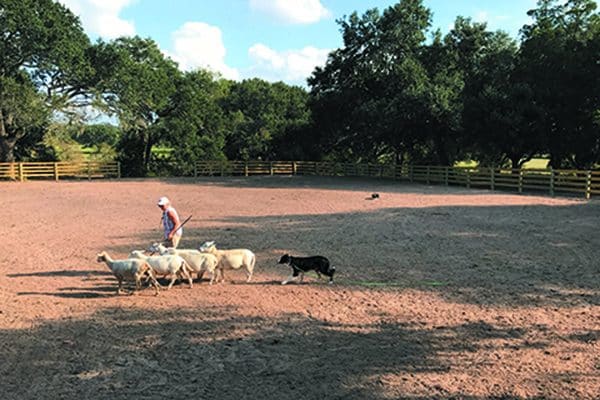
[
  {"left": 198, "top": 241, "right": 256, "bottom": 283},
  {"left": 149, "top": 243, "right": 219, "bottom": 284},
  {"left": 96, "top": 251, "right": 160, "bottom": 295},
  {"left": 128, "top": 250, "right": 193, "bottom": 290}
]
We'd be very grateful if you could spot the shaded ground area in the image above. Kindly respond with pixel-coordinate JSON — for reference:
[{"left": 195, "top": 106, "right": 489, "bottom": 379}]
[{"left": 1, "top": 176, "right": 599, "bottom": 399}]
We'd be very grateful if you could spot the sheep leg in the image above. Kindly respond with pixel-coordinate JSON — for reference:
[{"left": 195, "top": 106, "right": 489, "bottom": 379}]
[
  {"left": 116, "top": 277, "right": 124, "bottom": 294},
  {"left": 197, "top": 270, "right": 205, "bottom": 282},
  {"left": 185, "top": 270, "right": 193, "bottom": 288},
  {"left": 246, "top": 269, "right": 253, "bottom": 283},
  {"left": 145, "top": 270, "right": 161, "bottom": 295},
  {"left": 176, "top": 269, "right": 193, "bottom": 289},
  {"left": 181, "top": 262, "right": 194, "bottom": 288},
  {"left": 166, "top": 274, "right": 178, "bottom": 290}
]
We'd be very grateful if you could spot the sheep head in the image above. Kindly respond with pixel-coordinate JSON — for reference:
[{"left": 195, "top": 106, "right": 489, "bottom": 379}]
[
  {"left": 199, "top": 241, "right": 216, "bottom": 253},
  {"left": 129, "top": 250, "right": 146, "bottom": 259},
  {"left": 96, "top": 251, "right": 108, "bottom": 262},
  {"left": 148, "top": 242, "right": 165, "bottom": 254}
]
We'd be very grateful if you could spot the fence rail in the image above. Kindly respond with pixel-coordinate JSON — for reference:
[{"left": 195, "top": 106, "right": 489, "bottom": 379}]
[
  {"left": 2, "top": 159, "right": 598, "bottom": 199},
  {"left": 194, "top": 160, "right": 600, "bottom": 199},
  {"left": 0, "top": 161, "right": 120, "bottom": 181}
]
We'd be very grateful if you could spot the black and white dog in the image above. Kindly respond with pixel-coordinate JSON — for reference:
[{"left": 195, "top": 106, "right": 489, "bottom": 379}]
[{"left": 278, "top": 254, "right": 335, "bottom": 285}]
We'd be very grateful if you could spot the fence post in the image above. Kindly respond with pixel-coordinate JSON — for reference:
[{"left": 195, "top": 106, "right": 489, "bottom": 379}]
[
  {"left": 426, "top": 166, "right": 430, "bottom": 184},
  {"left": 518, "top": 169, "right": 523, "bottom": 193},
  {"left": 244, "top": 161, "right": 248, "bottom": 177},
  {"left": 194, "top": 163, "right": 198, "bottom": 178},
  {"left": 270, "top": 161, "right": 274, "bottom": 176},
  {"left": 220, "top": 161, "right": 225, "bottom": 176},
  {"left": 466, "top": 169, "right": 471, "bottom": 189},
  {"left": 444, "top": 167, "right": 449, "bottom": 186},
  {"left": 54, "top": 162, "right": 59, "bottom": 182},
  {"left": 549, "top": 168, "right": 554, "bottom": 196},
  {"left": 117, "top": 162, "right": 121, "bottom": 179},
  {"left": 292, "top": 161, "right": 297, "bottom": 175},
  {"left": 409, "top": 165, "right": 413, "bottom": 183},
  {"left": 87, "top": 161, "right": 91, "bottom": 180},
  {"left": 18, "top": 162, "right": 24, "bottom": 182},
  {"left": 490, "top": 166, "right": 495, "bottom": 191},
  {"left": 585, "top": 170, "right": 592, "bottom": 199}
]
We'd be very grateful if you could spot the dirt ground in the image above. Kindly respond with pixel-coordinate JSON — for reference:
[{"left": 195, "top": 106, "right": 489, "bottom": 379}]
[{"left": 1, "top": 176, "right": 599, "bottom": 400}]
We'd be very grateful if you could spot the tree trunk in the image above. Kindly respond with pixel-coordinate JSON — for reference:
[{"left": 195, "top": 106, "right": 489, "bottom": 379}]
[
  {"left": 0, "top": 111, "right": 17, "bottom": 162},
  {"left": 509, "top": 155, "right": 522, "bottom": 172},
  {"left": 433, "top": 131, "right": 450, "bottom": 166},
  {"left": 0, "top": 136, "right": 17, "bottom": 162},
  {"left": 143, "top": 131, "right": 156, "bottom": 176}
]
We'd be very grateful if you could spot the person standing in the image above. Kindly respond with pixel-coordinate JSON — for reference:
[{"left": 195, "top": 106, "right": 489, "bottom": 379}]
[{"left": 157, "top": 196, "right": 182, "bottom": 248}]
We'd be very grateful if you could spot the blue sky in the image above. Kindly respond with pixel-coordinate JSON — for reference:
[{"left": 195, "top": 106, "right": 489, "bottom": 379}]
[{"left": 59, "top": 0, "right": 537, "bottom": 86}]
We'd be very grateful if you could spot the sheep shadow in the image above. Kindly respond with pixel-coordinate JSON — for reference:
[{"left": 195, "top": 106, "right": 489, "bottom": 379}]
[
  {"left": 7, "top": 270, "right": 112, "bottom": 278},
  {"left": 17, "top": 291, "right": 115, "bottom": 299},
  {"left": 0, "top": 305, "right": 585, "bottom": 400}
]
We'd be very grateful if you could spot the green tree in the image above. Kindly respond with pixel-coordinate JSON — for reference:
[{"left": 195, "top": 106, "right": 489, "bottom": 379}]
[
  {"left": 519, "top": 0, "right": 600, "bottom": 168},
  {"left": 222, "top": 79, "right": 310, "bottom": 160},
  {"left": 76, "top": 124, "right": 121, "bottom": 148},
  {"left": 0, "top": 74, "right": 49, "bottom": 161},
  {"left": 417, "top": 31, "right": 464, "bottom": 165},
  {"left": 97, "top": 37, "right": 181, "bottom": 176},
  {"left": 448, "top": 18, "right": 542, "bottom": 168},
  {"left": 0, "top": 0, "right": 93, "bottom": 161},
  {"left": 309, "top": 0, "right": 437, "bottom": 164},
  {"left": 159, "top": 70, "right": 229, "bottom": 174}
]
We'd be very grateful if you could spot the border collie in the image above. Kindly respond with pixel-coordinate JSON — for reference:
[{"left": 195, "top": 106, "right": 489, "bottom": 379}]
[{"left": 278, "top": 254, "right": 335, "bottom": 285}]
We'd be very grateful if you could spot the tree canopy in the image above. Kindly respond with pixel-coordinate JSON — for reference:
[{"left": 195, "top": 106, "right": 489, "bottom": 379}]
[{"left": 1, "top": 0, "right": 599, "bottom": 172}]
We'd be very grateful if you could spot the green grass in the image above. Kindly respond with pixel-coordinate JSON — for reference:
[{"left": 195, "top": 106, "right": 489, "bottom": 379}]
[
  {"left": 454, "top": 158, "right": 550, "bottom": 169},
  {"left": 522, "top": 158, "right": 549, "bottom": 169}
]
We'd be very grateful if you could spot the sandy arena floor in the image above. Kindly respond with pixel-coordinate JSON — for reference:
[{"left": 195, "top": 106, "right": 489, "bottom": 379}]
[{"left": 1, "top": 176, "right": 599, "bottom": 399}]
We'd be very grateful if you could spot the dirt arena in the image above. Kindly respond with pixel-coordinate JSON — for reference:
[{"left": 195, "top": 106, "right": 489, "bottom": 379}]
[{"left": 1, "top": 176, "right": 599, "bottom": 399}]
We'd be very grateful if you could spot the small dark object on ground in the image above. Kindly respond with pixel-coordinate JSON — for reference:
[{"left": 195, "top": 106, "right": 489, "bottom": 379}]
[{"left": 371, "top": 193, "right": 380, "bottom": 199}]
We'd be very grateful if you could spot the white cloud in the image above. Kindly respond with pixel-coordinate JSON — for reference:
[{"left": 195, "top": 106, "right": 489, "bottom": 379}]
[
  {"left": 246, "top": 43, "right": 330, "bottom": 85},
  {"left": 249, "top": 0, "right": 331, "bottom": 24},
  {"left": 58, "top": 0, "right": 136, "bottom": 39},
  {"left": 166, "top": 22, "right": 240, "bottom": 80},
  {"left": 474, "top": 9, "right": 530, "bottom": 35},
  {"left": 474, "top": 11, "right": 490, "bottom": 24}
]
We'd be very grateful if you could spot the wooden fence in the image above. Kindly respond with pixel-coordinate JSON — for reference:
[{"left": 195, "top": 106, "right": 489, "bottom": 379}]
[
  {"left": 2, "top": 159, "right": 598, "bottom": 199},
  {"left": 0, "top": 161, "right": 120, "bottom": 181},
  {"left": 195, "top": 160, "right": 600, "bottom": 199}
]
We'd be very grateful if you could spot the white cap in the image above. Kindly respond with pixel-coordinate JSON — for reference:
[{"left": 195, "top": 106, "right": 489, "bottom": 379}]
[{"left": 157, "top": 196, "right": 170, "bottom": 206}]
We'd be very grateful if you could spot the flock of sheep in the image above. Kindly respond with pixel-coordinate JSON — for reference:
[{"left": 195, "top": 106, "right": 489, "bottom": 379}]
[{"left": 96, "top": 241, "right": 255, "bottom": 295}]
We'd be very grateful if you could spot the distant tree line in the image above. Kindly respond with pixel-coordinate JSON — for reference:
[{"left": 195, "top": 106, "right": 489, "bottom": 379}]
[{"left": 1, "top": 0, "right": 598, "bottom": 176}]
